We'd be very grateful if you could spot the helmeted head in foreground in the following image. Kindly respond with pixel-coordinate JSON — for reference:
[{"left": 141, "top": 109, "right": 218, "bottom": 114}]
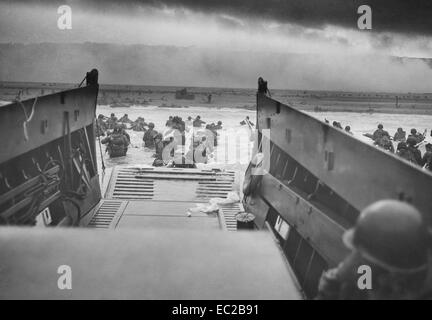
[{"left": 343, "top": 199, "right": 429, "bottom": 276}]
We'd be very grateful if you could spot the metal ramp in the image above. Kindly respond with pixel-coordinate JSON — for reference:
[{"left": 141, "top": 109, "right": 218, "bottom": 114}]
[
  {"left": 86, "top": 200, "right": 126, "bottom": 229},
  {"left": 105, "top": 166, "right": 236, "bottom": 202},
  {"left": 86, "top": 166, "right": 241, "bottom": 230}
]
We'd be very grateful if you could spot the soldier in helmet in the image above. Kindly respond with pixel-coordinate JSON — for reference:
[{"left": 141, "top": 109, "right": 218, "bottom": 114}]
[
  {"left": 372, "top": 124, "right": 390, "bottom": 142},
  {"left": 101, "top": 125, "right": 129, "bottom": 158},
  {"left": 408, "top": 128, "right": 425, "bottom": 144},
  {"left": 257, "top": 77, "right": 271, "bottom": 97},
  {"left": 143, "top": 122, "right": 158, "bottom": 149},
  {"left": 119, "top": 113, "right": 133, "bottom": 124},
  {"left": 406, "top": 136, "right": 422, "bottom": 165},
  {"left": 316, "top": 200, "right": 430, "bottom": 300},
  {"left": 422, "top": 143, "right": 432, "bottom": 171},
  {"left": 153, "top": 133, "right": 164, "bottom": 160},
  {"left": 106, "top": 113, "right": 118, "bottom": 130},
  {"left": 393, "top": 127, "right": 406, "bottom": 142},
  {"left": 96, "top": 114, "right": 107, "bottom": 137},
  {"left": 193, "top": 115, "right": 206, "bottom": 128}
]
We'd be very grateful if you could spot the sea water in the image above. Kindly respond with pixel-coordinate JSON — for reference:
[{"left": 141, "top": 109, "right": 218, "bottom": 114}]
[
  {"left": 95, "top": 104, "right": 256, "bottom": 172},
  {"left": 95, "top": 104, "right": 432, "bottom": 173}
]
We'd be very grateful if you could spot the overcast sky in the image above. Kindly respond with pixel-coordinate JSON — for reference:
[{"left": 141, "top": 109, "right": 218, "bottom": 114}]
[
  {"left": 1, "top": 0, "right": 431, "bottom": 57},
  {"left": 0, "top": 0, "right": 431, "bottom": 90}
]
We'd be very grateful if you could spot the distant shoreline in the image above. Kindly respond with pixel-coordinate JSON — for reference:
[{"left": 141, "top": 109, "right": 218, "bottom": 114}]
[{"left": 1, "top": 80, "right": 432, "bottom": 115}]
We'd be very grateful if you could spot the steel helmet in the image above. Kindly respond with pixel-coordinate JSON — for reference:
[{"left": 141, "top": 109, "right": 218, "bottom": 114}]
[{"left": 343, "top": 200, "right": 429, "bottom": 273}]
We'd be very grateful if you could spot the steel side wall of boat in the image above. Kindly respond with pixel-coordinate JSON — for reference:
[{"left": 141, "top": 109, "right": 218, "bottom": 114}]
[
  {"left": 259, "top": 174, "right": 349, "bottom": 264},
  {"left": 257, "top": 94, "right": 432, "bottom": 222},
  {"left": 0, "top": 86, "right": 98, "bottom": 164}
]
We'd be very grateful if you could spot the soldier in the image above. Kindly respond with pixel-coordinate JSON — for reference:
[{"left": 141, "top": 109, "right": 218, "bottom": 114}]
[
  {"left": 240, "top": 116, "right": 254, "bottom": 128},
  {"left": 171, "top": 116, "right": 186, "bottom": 133},
  {"left": 406, "top": 136, "right": 422, "bottom": 165},
  {"left": 372, "top": 124, "right": 390, "bottom": 142},
  {"left": 396, "top": 142, "right": 412, "bottom": 162},
  {"left": 96, "top": 114, "right": 107, "bottom": 137},
  {"left": 193, "top": 116, "right": 206, "bottom": 128},
  {"left": 214, "top": 121, "right": 223, "bottom": 130},
  {"left": 393, "top": 127, "right": 406, "bottom": 142},
  {"left": 166, "top": 116, "right": 174, "bottom": 128},
  {"left": 316, "top": 200, "right": 430, "bottom": 300},
  {"left": 205, "top": 124, "right": 218, "bottom": 147},
  {"left": 379, "top": 135, "right": 395, "bottom": 153},
  {"left": 101, "top": 125, "right": 129, "bottom": 158},
  {"left": 106, "top": 113, "right": 118, "bottom": 130},
  {"left": 422, "top": 143, "right": 432, "bottom": 171},
  {"left": 143, "top": 122, "right": 158, "bottom": 149},
  {"left": 257, "top": 77, "right": 271, "bottom": 97},
  {"left": 408, "top": 128, "right": 425, "bottom": 144},
  {"left": 153, "top": 133, "right": 164, "bottom": 160},
  {"left": 344, "top": 126, "right": 353, "bottom": 135},
  {"left": 119, "top": 113, "right": 132, "bottom": 124},
  {"left": 131, "top": 117, "right": 148, "bottom": 131}
]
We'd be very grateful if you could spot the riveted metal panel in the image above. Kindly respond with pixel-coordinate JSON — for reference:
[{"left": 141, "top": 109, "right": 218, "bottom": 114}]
[{"left": 257, "top": 94, "right": 432, "bottom": 222}]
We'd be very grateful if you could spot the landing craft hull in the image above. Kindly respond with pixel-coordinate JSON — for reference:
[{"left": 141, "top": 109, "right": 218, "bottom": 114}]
[
  {"left": 0, "top": 85, "right": 101, "bottom": 226},
  {"left": 243, "top": 93, "right": 432, "bottom": 298}
]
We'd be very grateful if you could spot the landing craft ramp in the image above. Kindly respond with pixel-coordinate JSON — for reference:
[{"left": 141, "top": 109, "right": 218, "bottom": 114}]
[
  {"left": 23, "top": 165, "right": 300, "bottom": 299},
  {"left": 81, "top": 166, "right": 242, "bottom": 230},
  {"left": 1, "top": 165, "right": 303, "bottom": 299}
]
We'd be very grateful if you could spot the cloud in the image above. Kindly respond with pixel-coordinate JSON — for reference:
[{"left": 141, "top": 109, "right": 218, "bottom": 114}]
[
  {"left": 6, "top": 0, "right": 432, "bottom": 36},
  {"left": 1, "top": 42, "right": 432, "bottom": 92},
  {"left": 13, "top": 0, "right": 430, "bottom": 36}
]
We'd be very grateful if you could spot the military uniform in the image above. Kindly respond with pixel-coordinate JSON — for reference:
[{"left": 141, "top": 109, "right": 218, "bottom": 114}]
[
  {"left": 422, "top": 151, "right": 432, "bottom": 171},
  {"left": 101, "top": 128, "right": 129, "bottom": 158},
  {"left": 96, "top": 118, "right": 107, "bottom": 137},
  {"left": 393, "top": 129, "right": 406, "bottom": 142},
  {"left": 316, "top": 200, "right": 430, "bottom": 300},
  {"left": 143, "top": 128, "right": 158, "bottom": 149}
]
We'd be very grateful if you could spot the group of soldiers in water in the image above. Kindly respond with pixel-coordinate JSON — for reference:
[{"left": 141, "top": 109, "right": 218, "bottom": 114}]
[
  {"left": 96, "top": 113, "right": 223, "bottom": 165},
  {"left": 325, "top": 119, "right": 354, "bottom": 135},
  {"left": 370, "top": 124, "right": 432, "bottom": 170},
  {"left": 327, "top": 118, "right": 432, "bottom": 171}
]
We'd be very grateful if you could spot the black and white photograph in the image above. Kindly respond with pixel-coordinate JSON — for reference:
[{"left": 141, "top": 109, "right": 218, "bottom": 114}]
[{"left": 0, "top": 0, "right": 432, "bottom": 303}]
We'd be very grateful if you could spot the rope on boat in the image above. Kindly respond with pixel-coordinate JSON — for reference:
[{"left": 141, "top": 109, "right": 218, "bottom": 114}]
[
  {"left": 78, "top": 75, "right": 86, "bottom": 87},
  {"left": 97, "top": 134, "right": 106, "bottom": 172},
  {"left": 17, "top": 96, "right": 38, "bottom": 141}
]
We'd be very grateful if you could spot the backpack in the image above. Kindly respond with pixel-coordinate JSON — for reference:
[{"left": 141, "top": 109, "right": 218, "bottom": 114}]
[{"left": 110, "top": 134, "right": 125, "bottom": 146}]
